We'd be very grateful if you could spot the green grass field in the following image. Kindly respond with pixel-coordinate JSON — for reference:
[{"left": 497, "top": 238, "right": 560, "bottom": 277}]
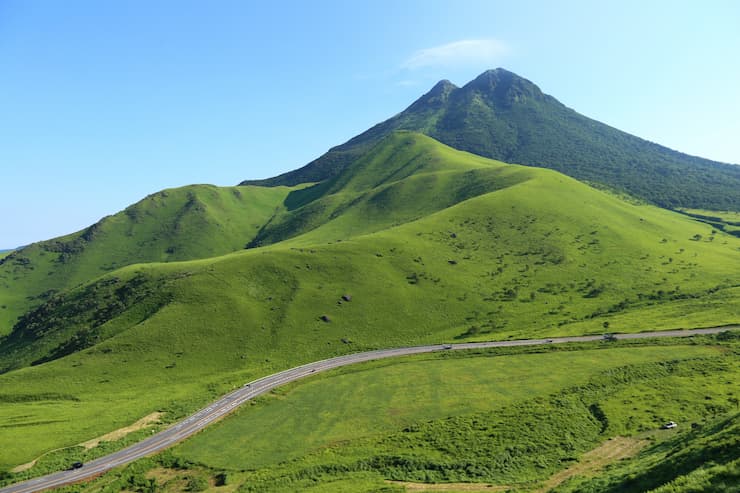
[
  {"left": 0, "top": 133, "right": 738, "bottom": 482},
  {"left": 42, "top": 335, "right": 739, "bottom": 493},
  {"left": 175, "top": 344, "right": 724, "bottom": 471}
]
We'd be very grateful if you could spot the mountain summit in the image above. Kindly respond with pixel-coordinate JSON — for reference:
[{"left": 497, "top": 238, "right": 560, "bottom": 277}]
[
  {"left": 464, "top": 68, "right": 546, "bottom": 103},
  {"left": 242, "top": 68, "right": 740, "bottom": 210}
]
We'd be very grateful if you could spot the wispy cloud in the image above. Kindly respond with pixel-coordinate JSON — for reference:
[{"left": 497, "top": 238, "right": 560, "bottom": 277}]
[{"left": 401, "top": 39, "right": 509, "bottom": 70}]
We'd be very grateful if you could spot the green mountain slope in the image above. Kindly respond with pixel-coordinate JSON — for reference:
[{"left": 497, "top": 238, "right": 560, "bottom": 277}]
[
  {"left": 0, "top": 184, "right": 293, "bottom": 335},
  {"left": 243, "top": 68, "right": 740, "bottom": 211},
  {"left": 0, "top": 134, "right": 738, "bottom": 470},
  {"left": 248, "top": 132, "right": 532, "bottom": 247}
]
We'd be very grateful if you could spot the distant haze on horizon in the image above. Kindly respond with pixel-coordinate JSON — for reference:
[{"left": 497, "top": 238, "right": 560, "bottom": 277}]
[{"left": 2, "top": 0, "right": 739, "bottom": 248}]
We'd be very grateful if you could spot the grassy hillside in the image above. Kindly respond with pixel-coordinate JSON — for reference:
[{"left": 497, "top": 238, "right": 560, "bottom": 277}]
[
  {"left": 0, "top": 184, "right": 294, "bottom": 335},
  {"left": 0, "top": 133, "right": 738, "bottom": 474},
  {"left": 554, "top": 412, "right": 739, "bottom": 493},
  {"left": 244, "top": 69, "right": 740, "bottom": 211},
  {"left": 248, "top": 132, "right": 532, "bottom": 247},
  {"left": 677, "top": 208, "right": 740, "bottom": 238}
]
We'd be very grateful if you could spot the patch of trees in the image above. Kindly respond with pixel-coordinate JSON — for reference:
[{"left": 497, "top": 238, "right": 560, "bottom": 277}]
[{"left": 0, "top": 273, "right": 172, "bottom": 372}]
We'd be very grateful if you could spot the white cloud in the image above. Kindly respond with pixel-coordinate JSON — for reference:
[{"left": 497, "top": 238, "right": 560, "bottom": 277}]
[{"left": 402, "top": 39, "right": 509, "bottom": 70}]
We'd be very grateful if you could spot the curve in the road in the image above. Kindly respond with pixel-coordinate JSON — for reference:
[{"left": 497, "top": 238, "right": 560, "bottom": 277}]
[{"left": 1, "top": 325, "right": 736, "bottom": 493}]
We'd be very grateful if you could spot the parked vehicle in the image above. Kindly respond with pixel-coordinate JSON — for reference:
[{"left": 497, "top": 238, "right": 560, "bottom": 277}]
[{"left": 661, "top": 421, "right": 677, "bottom": 429}]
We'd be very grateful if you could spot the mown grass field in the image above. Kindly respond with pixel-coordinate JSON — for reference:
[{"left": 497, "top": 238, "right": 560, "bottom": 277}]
[
  {"left": 0, "top": 134, "right": 738, "bottom": 483},
  {"left": 45, "top": 335, "right": 739, "bottom": 493},
  {"left": 175, "top": 344, "right": 724, "bottom": 471}
]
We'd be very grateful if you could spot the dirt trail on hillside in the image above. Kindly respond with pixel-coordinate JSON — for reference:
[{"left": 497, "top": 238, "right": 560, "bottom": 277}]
[
  {"left": 10, "top": 412, "right": 164, "bottom": 473},
  {"left": 81, "top": 412, "right": 164, "bottom": 449},
  {"left": 388, "top": 436, "right": 646, "bottom": 492},
  {"left": 535, "top": 436, "right": 647, "bottom": 492},
  {"left": 10, "top": 459, "right": 41, "bottom": 474}
]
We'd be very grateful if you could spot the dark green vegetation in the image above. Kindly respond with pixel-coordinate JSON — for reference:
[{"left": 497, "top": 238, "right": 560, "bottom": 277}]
[
  {"left": 0, "top": 184, "right": 294, "bottom": 333},
  {"left": 0, "top": 133, "right": 738, "bottom": 482},
  {"left": 677, "top": 208, "right": 740, "bottom": 238},
  {"left": 43, "top": 336, "right": 740, "bottom": 492},
  {"left": 244, "top": 68, "right": 740, "bottom": 211}
]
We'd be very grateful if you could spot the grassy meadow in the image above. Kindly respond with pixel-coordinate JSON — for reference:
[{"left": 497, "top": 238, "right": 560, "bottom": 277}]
[
  {"left": 44, "top": 334, "right": 740, "bottom": 492},
  {"left": 174, "top": 344, "right": 725, "bottom": 471},
  {"left": 0, "top": 134, "right": 738, "bottom": 486}
]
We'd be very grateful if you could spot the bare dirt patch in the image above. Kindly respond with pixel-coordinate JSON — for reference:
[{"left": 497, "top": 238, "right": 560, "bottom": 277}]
[
  {"left": 11, "top": 412, "right": 165, "bottom": 473},
  {"left": 10, "top": 458, "right": 40, "bottom": 473},
  {"left": 389, "top": 436, "right": 646, "bottom": 492},
  {"left": 81, "top": 411, "right": 164, "bottom": 449},
  {"left": 535, "top": 436, "right": 647, "bottom": 492}
]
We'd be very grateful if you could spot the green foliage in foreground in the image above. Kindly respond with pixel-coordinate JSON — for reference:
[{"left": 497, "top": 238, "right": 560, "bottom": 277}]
[
  {"left": 44, "top": 337, "right": 739, "bottom": 492},
  {"left": 554, "top": 413, "right": 740, "bottom": 493},
  {"left": 175, "top": 345, "right": 721, "bottom": 471},
  {"left": 175, "top": 340, "right": 738, "bottom": 490},
  {"left": 0, "top": 134, "right": 738, "bottom": 473}
]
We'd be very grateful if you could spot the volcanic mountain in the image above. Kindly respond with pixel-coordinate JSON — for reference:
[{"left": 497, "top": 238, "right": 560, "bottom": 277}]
[{"left": 243, "top": 68, "right": 740, "bottom": 211}]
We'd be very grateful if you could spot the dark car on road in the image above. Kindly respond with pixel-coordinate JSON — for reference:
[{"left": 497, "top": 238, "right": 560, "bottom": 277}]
[{"left": 69, "top": 461, "right": 83, "bottom": 470}]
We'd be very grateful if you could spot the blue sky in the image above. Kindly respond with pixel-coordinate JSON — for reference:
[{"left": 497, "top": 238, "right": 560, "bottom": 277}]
[{"left": 2, "top": 0, "right": 739, "bottom": 247}]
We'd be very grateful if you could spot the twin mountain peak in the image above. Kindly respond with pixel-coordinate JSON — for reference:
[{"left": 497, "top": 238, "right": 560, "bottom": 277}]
[
  {"left": 417, "top": 68, "right": 546, "bottom": 109},
  {"left": 243, "top": 68, "right": 739, "bottom": 212}
]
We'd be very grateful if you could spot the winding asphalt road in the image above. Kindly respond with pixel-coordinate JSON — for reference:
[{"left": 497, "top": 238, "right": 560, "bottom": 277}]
[{"left": 1, "top": 326, "right": 736, "bottom": 493}]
